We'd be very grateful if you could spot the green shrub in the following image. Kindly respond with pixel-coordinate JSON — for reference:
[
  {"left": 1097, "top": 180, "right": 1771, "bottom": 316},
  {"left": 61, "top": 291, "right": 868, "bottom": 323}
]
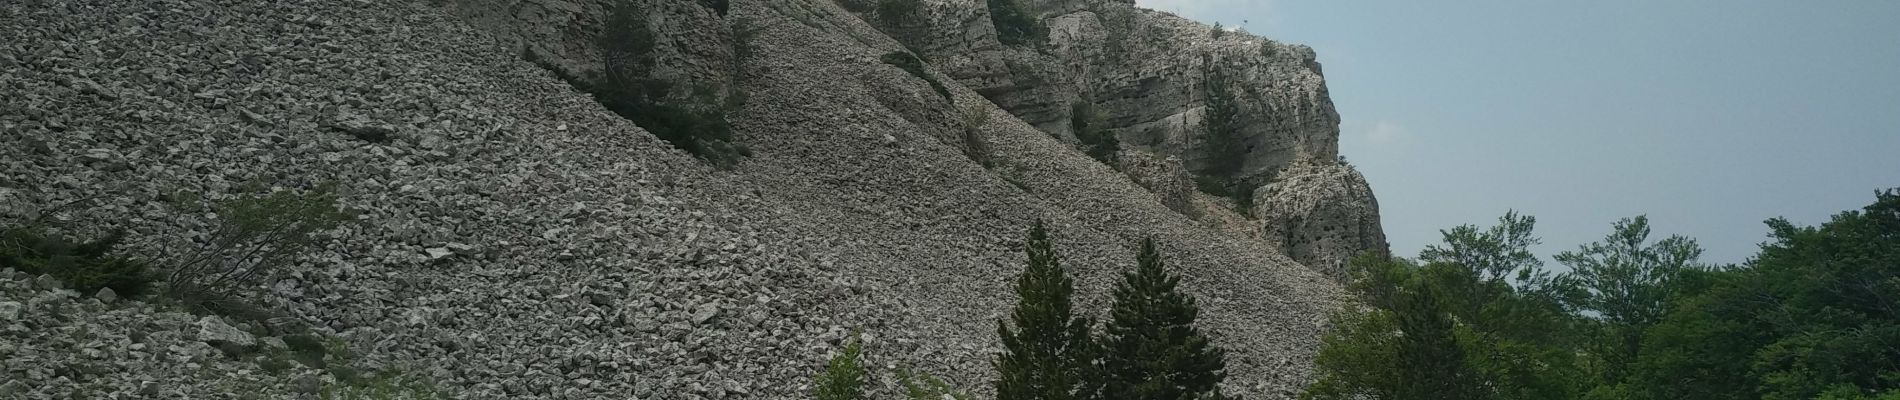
[
  {"left": 881, "top": 51, "right": 951, "bottom": 100},
  {"left": 1071, "top": 101, "right": 1119, "bottom": 166},
  {"left": 1197, "top": 65, "right": 1256, "bottom": 211},
  {"left": 167, "top": 186, "right": 350, "bottom": 306},
  {"left": 878, "top": 0, "right": 921, "bottom": 30},
  {"left": 697, "top": 0, "right": 729, "bottom": 16},
  {"left": 959, "top": 104, "right": 995, "bottom": 168},
  {"left": 986, "top": 0, "right": 1043, "bottom": 46},
  {"left": 899, "top": 369, "right": 971, "bottom": 400},
  {"left": 814, "top": 333, "right": 867, "bottom": 400},
  {"left": 0, "top": 226, "right": 151, "bottom": 297},
  {"left": 583, "top": 1, "right": 746, "bottom": 168}
]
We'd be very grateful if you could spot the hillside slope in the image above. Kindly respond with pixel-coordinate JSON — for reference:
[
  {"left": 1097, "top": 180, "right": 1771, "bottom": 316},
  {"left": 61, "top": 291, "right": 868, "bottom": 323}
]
[{"left": 2, "top": 0, "right": 1365, "bottom": 398}]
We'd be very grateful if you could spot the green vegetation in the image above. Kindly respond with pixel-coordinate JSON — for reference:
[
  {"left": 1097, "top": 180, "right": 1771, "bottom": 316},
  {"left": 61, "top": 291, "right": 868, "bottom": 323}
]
[
  {"left": 0, "top": 226, "right": 149, "bottom": 297},
  {"left": 881, "top": 51, "right": 951, "bottom": 100},
  {"left": 1071, "top": 101, "right": 1120, "bottom": 167},
  {"left": 1196, "top": 65, "right": 1255, "bottom": 210},
  {"left": 899, "top": 369, "right": 972, "bottom": 400},
  {"left": 878, "top": 0, "right": 921, "bottom": 32},
  {"left": 986, "top": 0, "right": 1043, "bottom": 46},
  {"left": 168, "top": 186, "right": 351, "bottom": 308},
  {"left": 1305, "top": 190, "right": 1900, "bottom": 400},
  {"left": 584, "top": 2, "right": 747, "bottom": 168},
  {"left": 814, "top": 333, "right": 867, "bottom": 400},
  {"left": 1099, "top": 239, "right": 1232, "bottom": 399},
  {"left": 959, "top": 104, "right": 995, "bottom": 168},
  {"left": 697, "top": 0, "right": 728, "bottom": 16},
  {"left": 994, "top": 219, "right": 1099, "bottom": 400},
  {"left": 810, "top": 222, "right": 1241, "bottom": 399}
]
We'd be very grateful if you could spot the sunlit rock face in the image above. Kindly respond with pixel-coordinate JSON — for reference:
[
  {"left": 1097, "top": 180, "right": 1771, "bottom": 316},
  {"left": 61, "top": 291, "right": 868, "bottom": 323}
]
[{"left": 1254, "top": 162, "right": 1389, "bottom": 278}]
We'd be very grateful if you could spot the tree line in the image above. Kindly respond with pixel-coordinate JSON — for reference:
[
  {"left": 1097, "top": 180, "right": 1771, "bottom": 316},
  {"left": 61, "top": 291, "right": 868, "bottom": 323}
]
[{"left": 1305, "top": 190, "right": 1900, "bottom": 400}]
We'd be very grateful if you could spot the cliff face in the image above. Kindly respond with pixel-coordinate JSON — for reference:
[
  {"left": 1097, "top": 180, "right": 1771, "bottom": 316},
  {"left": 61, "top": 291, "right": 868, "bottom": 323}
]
[
  {"left": 841, "top": 0, "right": 1385, "bottom": 271},
  {"left": 0, "top": 0, "right": 1380, "bottom": 398},
  {"left": 851, "top": 0, "right": 1335, "bottom": 180}
]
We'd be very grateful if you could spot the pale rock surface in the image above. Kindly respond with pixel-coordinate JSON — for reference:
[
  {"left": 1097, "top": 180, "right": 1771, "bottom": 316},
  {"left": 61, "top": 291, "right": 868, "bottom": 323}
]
[{"left": 1254, "top": 162, "right": 1389, "bottom": 278}]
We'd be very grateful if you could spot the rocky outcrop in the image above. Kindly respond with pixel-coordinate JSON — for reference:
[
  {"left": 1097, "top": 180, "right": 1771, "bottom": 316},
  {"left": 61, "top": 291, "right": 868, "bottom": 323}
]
[
  {"left": 848, "top": 0, "right": 1341, "bottom": 187},
  {"left": 1116, "top": 150, "right": 1195, "bottom": 215},
  {"left": 1254, "top": 162, "right": 1389, "bottom": 277}
]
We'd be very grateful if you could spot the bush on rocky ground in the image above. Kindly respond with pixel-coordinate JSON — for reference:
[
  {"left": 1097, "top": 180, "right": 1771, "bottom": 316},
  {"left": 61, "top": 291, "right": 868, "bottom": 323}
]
[
  {"left": 986, "top": 0, "right": 1043, "bottom": 46},
  {"left": 814, "top": 333, "right": 867, "bottom": 400},
  {"left": 959, "top": 104, "right": 996, "bottom": 168},
  {"left": 882, "top": 51, "right": 951, "bottom": 100},
  {"left": 582, "top": 1, "right": 748, "bottom": 168},
  {"left": 1196, "top": 65, "right": 1257, "bottom": 212},
  {"left": 167, "top": 187, "right": 350, "bottom": 312},
  {"left": 1071, "top": 101, "right": 1120, "bottom": 167},
  {"left": 899, "top": 369, "right": 972, "bottom": 400},
  {"left": 0, "top": 225, "right": 150, "bottom": 297}
]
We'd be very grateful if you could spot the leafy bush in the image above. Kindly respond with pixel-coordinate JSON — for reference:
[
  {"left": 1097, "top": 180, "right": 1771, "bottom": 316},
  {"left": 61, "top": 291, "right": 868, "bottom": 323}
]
[
  {"left": 697, "top": 0, "right": 729, "bottom": 16},
  {"left": 958, "top": 104, "right": 995, "bottom": 168},
  {"left": 167, "top": 187, "right": 350, "bottom": 306},
  {"left": 899, "top": 369, "right": 971, "bottom": 400},
  {"left": 814, "top": 333, "right": 867, "bottom": 400},
  {"left": 1070, "top": 101, "right": 1119, "bottom": 166},
  {"left": 882, "top": 51, "right": 951, "bottom": 100},
  {"left": 986, "top": 0, "right": 1043, "bottom": 46},
  {"left": 0, "top": 226, "right": 150, "bottom": 297}
]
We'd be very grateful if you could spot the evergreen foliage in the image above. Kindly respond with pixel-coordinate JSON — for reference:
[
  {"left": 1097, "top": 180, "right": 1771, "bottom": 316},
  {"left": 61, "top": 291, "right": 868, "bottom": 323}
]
[
  {"left": 1071, "top": 101, "right": 1120, "bottom": 166},
  {"left": 168, "top": 186, "right": 351, "bottom": 304},
  {"left": 1099, "top": 238, "right": 1232, "bottom": 400},
  {"left": 0, "top": 226, "right": 150, "bottom": 297},
  {"left": 878, "top": 0, "right": 921, "bottom": 32},
  {"left": 696, "top": 0, "right": 729, "bottom": 16},
  {"left": 881, "top": 51, "right": 951, "bottom": 100},
  {"left": 899, "top": 369, "right": 972, "bottom": 400},
  {"left": 1196, "top": 65, "right": 1253, "bottom": 209},
  {"left": 995, "top": 219, "right": 1099, "bottom": 400},
  {"left": 590, "top": 2, "right": 746, "bottom": 167},
  {"left": 814, "top": 333, "right": 867, "bottom": 400},
  {"left": 986, "top": 0, "right": 1043, "bottom": 46},
  {"left": 959, "top": 104, "right": 996, "bottom": 168}
]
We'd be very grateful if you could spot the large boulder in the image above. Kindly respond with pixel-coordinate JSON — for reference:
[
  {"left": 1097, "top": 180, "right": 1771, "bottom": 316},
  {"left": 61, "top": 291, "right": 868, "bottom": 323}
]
[{"left": 1254, "top": 162, "right": 1387, "bottom": 278}]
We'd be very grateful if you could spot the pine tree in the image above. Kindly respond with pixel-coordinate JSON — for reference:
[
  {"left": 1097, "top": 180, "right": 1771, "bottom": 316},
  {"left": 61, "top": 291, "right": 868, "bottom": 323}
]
[
  {"left": 996, "top": 219, "right": 1100, "bottom": 400},
  {"left": 1100, "top": 238, "right": 1233, "bottom": 400}
]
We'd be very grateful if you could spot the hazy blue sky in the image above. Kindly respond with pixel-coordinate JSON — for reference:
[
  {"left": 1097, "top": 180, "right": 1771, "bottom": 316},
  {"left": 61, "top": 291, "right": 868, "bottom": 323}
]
[{"left": 1136, "top": 1, "right": 1900, "bottom": 265}]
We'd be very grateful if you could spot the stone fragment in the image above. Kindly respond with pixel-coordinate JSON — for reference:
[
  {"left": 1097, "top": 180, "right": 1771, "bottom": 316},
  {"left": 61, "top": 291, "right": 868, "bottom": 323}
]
[
  {"left": 331, "top": 117, "right": 396, "bottom": 143},
  {"left": 33, "top": 274, "right": 60, "bottom": 290},
  {"left": 196, "top": 316, "right": 256, "bottom": 348},
  {"left": 0, "top": 302, "right": 20, "bottom": 321},
  {"left": 94, "top": 287, "right": 117, "bottom": 303}
]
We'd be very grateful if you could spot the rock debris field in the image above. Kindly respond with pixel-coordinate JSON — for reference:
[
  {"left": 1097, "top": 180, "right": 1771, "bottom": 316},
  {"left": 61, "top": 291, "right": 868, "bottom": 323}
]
[{"left": 0, "top": 0, "right": 1349, "bottom": 398}]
